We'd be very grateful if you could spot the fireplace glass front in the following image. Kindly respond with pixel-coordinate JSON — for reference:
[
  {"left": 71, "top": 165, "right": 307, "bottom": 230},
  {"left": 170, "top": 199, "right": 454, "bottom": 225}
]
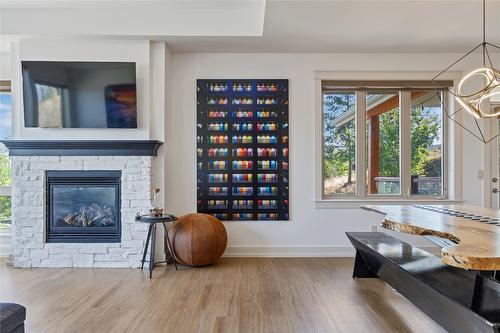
[{"left": 46, "top": 171, "right": 121, "bottom": 243}]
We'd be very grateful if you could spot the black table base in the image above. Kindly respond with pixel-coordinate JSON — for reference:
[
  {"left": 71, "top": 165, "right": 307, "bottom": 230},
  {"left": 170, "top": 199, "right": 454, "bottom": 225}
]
[{"left": 346, "top": 232, "right": 500, "bottom": 333}]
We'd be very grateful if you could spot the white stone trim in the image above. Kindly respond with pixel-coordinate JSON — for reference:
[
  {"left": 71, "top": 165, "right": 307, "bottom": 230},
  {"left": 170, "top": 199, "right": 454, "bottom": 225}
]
[{"left": 11, "top": 155, "right": 154, "bottom": 268}]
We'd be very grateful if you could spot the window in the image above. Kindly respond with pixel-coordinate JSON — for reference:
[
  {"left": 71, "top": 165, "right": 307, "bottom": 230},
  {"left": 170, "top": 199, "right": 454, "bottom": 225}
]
[
  {"left": 34, "top": 82, "right": 65, "bottom": 128},
  {"left": 410, "top": 90, "right": 444, "bottom": 196},
  {"left": 0, "top": 80, "right": 12, "bottom": 228},
  {"left": 321, "top": 80, "right": 449, "bottom": 200},
  {"left": 366, "top": 91, "right": 400, "bottom": 195},
  {"left": 323, "top": 91, "right": 356, "bottom": 196}
]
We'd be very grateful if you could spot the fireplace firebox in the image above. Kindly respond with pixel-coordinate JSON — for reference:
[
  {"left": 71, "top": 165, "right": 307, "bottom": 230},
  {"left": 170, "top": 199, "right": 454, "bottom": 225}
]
[{"left": 46, "top": 171, "right": 121, "bottom": 243}]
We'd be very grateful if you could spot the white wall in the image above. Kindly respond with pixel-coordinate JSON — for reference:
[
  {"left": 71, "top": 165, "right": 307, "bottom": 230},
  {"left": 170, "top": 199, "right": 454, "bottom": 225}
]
[
  {"left": 166, "top": 52, "right": 493, "bottom": 256},
  {"left": 5, "top": 40, "right": 497, "bottom": 256},
  {"left": 0, "top": 41, "right": 11, "bottom": 79},
  {"left": 149, "top": 42, "right": 168, "bottom": 209},
  {"left": 11, "top": 39, "right": 152, "bottom": 140},
  {"left": 460, "top": 109, "right": 485, "bottom": 206}
]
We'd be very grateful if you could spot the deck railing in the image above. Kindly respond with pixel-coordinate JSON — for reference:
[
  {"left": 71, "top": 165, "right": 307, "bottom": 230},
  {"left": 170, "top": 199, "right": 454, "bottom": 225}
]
[{"left": 374, "top": 176, "right": 441, "bottom": 195}]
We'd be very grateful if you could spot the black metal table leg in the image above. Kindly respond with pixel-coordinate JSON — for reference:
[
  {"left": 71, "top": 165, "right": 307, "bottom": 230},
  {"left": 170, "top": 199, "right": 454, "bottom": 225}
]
[
  {"left": 471, "top": 271, "right": 497, "bottom": 312},
  {"left": 163, "top": 222, "right": 168, "bottom": 263},
  {"left": 163, "top": 222, "right": 178, "bottom": 270},
  {"left": 141, "top": 223, "right": 153, "bottom": 270},
  {"left": 149, "top": 223, "right": 156, "bottom": 279},
  {"left": 471, "top": 273, "right": 485, "bottom": 312},
  {"left": 352, "top": 250, "right": 378, "bottom": 278},
  {"left": 136, "top": 214, "right": 179, "bottom": 278}
]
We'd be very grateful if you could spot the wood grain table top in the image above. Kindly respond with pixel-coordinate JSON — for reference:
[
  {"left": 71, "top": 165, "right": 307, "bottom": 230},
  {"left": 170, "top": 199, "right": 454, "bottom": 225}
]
[{"left": 361, "top": 204, "right": 500, "bottom": 271}]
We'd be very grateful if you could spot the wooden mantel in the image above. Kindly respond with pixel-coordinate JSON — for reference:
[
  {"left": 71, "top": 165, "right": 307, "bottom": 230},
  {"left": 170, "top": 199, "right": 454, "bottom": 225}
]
[{"left": 361, "top": 204, "right": 500, "bottom": 271}]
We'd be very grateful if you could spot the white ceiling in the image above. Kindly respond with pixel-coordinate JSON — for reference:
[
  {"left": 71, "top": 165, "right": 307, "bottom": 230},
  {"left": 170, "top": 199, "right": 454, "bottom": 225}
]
[
  {"left": 0, "top": 0, "right": 266, "bottom": 37},
  {"left": 1, "top": 0, "right": 499, "bottom": 53},
  {"left": 164, "top": 0, "right": 500, "bottom": 53}
]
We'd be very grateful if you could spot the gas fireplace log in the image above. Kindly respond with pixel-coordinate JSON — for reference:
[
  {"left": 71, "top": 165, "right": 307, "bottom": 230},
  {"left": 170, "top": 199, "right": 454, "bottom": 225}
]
[{"left": 63, "top": 203, "right": 115, "bottom": 227}]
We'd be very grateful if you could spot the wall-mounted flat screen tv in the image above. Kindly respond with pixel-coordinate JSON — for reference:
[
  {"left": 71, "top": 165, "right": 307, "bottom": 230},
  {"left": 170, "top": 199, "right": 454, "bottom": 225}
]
[{"left": 22, "top": 61, "right": 137, "bottom": 129}]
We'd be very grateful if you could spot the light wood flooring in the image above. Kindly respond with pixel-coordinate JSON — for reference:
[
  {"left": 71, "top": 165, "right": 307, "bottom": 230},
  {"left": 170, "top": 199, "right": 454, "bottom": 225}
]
[{"left": 0, "top": 257, "right": 446, "bottom": 333}]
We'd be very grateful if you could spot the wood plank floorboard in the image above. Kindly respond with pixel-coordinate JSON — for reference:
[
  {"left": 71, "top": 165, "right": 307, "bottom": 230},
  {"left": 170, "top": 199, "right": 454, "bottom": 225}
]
[{"left": 0, "top": 257, "right": 447, "bottom": 333}]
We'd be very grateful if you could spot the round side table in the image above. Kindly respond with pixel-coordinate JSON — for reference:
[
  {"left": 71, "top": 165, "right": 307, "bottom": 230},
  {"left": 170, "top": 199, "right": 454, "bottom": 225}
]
[{"left": 135, "top": 214, "right": 178, "bottom": 278}]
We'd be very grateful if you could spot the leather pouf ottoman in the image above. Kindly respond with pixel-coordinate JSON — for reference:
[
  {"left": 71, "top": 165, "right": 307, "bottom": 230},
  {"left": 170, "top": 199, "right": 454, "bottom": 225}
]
[
  {"left": 169, "top": 213, "right": 227, "bottom": 266},
  {"left": 0, "top": 303, "right": 26, "bottom": 333}
]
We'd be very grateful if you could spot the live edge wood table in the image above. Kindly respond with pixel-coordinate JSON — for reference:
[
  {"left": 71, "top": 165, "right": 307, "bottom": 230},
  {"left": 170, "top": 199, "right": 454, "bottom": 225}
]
[
  {"left": 135, "top": 214, "right": 178, "bottom": 279},
  {"left": 347, "top": 205, "right": 500, "bottom": 333}
]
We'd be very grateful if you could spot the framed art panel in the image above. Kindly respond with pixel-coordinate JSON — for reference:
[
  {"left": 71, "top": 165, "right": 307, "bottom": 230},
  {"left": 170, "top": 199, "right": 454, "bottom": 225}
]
[{"left": 196, "top": 79, "right": 289, "bottom": 221}]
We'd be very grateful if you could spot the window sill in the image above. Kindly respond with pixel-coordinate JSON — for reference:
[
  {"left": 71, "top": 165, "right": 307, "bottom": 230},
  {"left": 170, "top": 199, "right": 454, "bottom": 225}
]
[{"left": 314, "top": 198, "right": 463, "bottom": 209}]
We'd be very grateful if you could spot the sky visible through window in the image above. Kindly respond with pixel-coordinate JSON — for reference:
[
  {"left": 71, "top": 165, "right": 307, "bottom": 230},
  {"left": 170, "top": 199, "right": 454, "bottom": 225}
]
[{"left": 0, "top": 92, "right": 11, "bottom": 140}]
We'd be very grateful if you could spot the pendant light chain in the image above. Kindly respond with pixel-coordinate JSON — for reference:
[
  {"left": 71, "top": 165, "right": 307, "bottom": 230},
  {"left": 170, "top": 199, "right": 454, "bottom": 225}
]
[{"left": 482, "top": 0, "right": 486, "bottom": 66}]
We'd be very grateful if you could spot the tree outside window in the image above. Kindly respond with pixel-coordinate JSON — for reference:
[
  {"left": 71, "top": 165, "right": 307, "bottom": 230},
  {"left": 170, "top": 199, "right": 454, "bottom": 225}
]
[
  {"left": 323, "top": 92, "right": 356, "bottom": 196},
  {"left": 322, "top": 87, "right": 445, "bottom": 199}
]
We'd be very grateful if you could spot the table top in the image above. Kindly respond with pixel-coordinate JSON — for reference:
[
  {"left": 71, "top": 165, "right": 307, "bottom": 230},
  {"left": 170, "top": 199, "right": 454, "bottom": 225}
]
[
  {"left": 360, "top": 204, "right": 500, "bottom": 271},
  {"left": 135, "top": 214, "right": 177, "bottom": 223}
]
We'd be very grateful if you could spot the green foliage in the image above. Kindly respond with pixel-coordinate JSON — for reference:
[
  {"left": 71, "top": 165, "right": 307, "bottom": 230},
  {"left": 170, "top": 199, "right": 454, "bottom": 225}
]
[
  {"left": 323, "top": 94, "right": 356, "bottom": 182},
  {"left": 378, "top": 109, "right": 400, "bottom": 177},
  {"left": 410, "top": 106, "right": 441, "bottom": 177},
  {"left": 0, "top": 152, "right": 11, "bottom": 187},
  {"left": 0, "top": 150, "right": 11, "bottom": 222},
  {"left": 370, "top": 105, "right": 441, "bottom": 177},
  {"left": 0, "top": 196, "right": 11, "bottom": 222},
  {"left": 422, "top": 152, "right": 442, "bottom": 177},
  {"left": 323, "top": 94, "right": 442, "bottom": 188}
]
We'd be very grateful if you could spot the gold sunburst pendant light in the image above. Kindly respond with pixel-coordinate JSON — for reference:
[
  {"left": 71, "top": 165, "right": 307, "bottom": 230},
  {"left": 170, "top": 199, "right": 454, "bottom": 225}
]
[{"left": 432, "top": 0, "right": 500, "bottom": 143}]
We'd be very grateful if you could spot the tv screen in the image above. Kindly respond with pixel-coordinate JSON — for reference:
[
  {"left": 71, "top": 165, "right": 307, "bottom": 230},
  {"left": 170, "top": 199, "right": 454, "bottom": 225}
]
[{"left": 22, "top": 61, "right": 137, "bottom": 129}]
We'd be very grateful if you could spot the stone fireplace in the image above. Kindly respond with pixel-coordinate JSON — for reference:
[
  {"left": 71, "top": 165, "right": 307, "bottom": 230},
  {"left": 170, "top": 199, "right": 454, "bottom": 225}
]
[{"left": 4, "top": 140, "right": 162, "bottom": 268}]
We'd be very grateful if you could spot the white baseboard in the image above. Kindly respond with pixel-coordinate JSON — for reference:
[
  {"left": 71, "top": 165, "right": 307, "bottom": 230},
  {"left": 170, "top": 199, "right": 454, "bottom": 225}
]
[
  {"left": 224, "top": 245, "right": 356, "bottom": 257},
  {"left": 0, "top": 248, "right": 11, "bottom": 257},
  {"left": 223, "top": 245, "right": 440, "bottom": 258}
]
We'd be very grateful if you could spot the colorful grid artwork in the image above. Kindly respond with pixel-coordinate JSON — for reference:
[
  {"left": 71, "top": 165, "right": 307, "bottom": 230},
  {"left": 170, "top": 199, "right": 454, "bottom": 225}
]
[{"left": 197, "top": 79, "right": 289, "bottom": 221}]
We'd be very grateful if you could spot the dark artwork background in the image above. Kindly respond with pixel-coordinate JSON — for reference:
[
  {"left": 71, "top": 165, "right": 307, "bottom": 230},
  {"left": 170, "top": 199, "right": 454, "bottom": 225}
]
[
  {"left": 105, "top": 84, "right": 137, "bottom": 128},
  {"left": 197, "top": 79, "right": 289, "bottom": 221}
]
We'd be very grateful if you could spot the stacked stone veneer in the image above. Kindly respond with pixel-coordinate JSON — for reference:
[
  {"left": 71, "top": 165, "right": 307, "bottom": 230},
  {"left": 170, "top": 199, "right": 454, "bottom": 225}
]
[{"left": 11, "top": 155, "right": 153, "bottom": 268}]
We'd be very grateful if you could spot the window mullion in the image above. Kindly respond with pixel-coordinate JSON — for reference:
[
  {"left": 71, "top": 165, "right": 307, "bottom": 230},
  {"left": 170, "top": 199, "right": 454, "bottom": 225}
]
[
  {"left": 317, "top": 81, "right": 325, "bottom": 200},
  {"left": 356, "top": 91, "right": 367, "bottom": 198},
  {"left": 400, "top": 91, "right": 411, "bottom": 198},
  {"left": 442, "top": 92, "right": 449, "bottom": 198}
]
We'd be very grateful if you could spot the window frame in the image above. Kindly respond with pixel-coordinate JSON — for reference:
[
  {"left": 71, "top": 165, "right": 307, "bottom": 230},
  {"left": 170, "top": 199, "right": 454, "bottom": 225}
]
[
  {"left": 0, "top": 80, "right": 12, "bottom": 224},
  {"left": 314, "top": 72, "right": 463, "bottom": 208},
  {"left": 320, "top": 89, "right": 359, "bottom": 198}
]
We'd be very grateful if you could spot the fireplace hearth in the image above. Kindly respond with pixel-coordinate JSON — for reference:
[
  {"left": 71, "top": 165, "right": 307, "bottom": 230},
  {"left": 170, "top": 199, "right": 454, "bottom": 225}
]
[{"left": 46, "top": 171, "right": 121, "bottom": 243}]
